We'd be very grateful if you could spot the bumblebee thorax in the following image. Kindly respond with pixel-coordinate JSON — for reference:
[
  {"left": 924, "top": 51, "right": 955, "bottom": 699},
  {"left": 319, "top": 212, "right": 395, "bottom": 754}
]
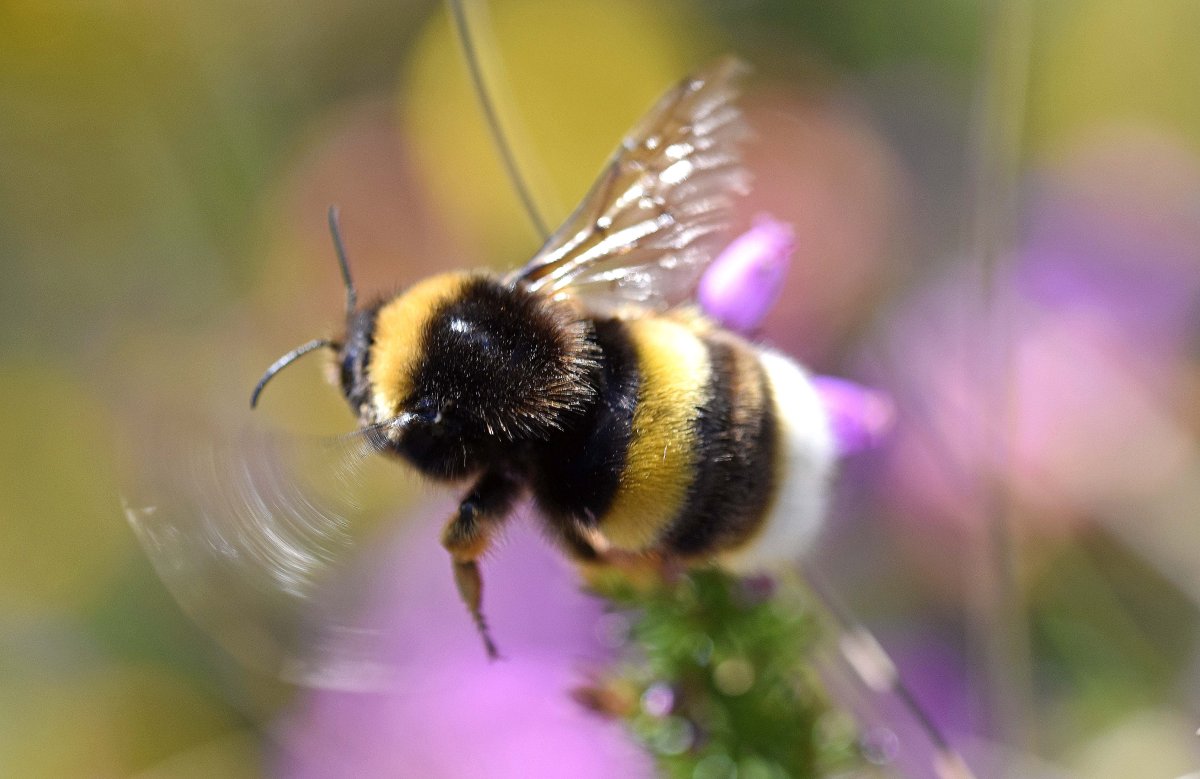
[
  {"left": 344, "top": 272, "right": 596, "bottom": 477},
  {"left": 368, "top": 271, "right": 476, "bottom": 420}
]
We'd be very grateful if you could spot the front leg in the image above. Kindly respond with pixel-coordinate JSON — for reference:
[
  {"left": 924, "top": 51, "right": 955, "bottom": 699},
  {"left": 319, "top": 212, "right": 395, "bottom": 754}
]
[{"left": 442, "top": 467, "right": 524, "bottom": 659}]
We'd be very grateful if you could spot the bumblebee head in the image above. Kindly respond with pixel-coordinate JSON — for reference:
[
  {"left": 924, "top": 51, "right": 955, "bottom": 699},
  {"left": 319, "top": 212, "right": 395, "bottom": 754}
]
[
  {"left": 251, "top": 207, "right": 598, "bottom": 481},
  {"left": 334, "top": 304, "right": 376, "bottom": 416},
  {"left": 362, "top": 272, "right": 598, "bottom": 480}
]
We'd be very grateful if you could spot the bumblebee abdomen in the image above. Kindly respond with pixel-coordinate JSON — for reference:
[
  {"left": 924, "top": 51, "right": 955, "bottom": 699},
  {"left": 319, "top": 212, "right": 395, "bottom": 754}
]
[
  {"left": 656, "top": 333, "right": 780, "bottom": 558},
  {"left": 593, "top": 317, "right": 711, "bottom": 550},
  {"left": 538, "top": 314, "right": 834, "bottom": 567},
  {"left": 715, "top": 349, "right": 835, "bottom": 570}
]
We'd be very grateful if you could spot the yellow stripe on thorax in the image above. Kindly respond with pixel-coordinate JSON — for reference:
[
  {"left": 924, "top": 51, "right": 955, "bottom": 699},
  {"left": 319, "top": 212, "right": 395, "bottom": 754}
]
[
  {"left": 600, "top": 317, "right": 710, "bottom": 551},
  {"left": 369, "top": 272, "right": 470, "bottom": 420}
]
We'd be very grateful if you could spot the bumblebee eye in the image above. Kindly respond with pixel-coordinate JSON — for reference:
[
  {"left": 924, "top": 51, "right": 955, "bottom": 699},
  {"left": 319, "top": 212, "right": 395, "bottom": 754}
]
[
  {"left": 336, "top": 306, "right": 379, "bottom": 414},
  {"left": 408, "top": 396, "right": 442, "bottom": 426},
  {"left": 404, "top": 398, "right": 464, "bottom": 439},
  {"left": 339, "top": 351, "right": 355, "bottom": 393}
]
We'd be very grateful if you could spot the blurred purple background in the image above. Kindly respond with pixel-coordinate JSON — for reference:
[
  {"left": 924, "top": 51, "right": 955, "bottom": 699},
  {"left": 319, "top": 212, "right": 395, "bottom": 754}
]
[{"left": 2, "top": 0, "right": 1199, "bottom": 776}]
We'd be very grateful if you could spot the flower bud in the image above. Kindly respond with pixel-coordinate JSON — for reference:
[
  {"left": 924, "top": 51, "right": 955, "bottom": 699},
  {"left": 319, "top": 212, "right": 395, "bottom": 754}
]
[
  {"left": 699, "top": 216, "right": 794, "bottom": 333},
  {"left": 811, "top": 376, "right": 895, "bottom": 455}
]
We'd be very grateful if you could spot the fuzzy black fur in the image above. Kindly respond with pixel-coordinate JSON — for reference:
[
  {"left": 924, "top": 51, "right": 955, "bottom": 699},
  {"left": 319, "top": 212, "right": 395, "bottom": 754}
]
[
  {"left": 530, "top": 317, "right": 640, "bottom": 527},
  {"left": 342, "top": 276, "right": 597, "bottom": 480},
  {"left": 658, "top": 337, "right": 778, "bottom": 556}
]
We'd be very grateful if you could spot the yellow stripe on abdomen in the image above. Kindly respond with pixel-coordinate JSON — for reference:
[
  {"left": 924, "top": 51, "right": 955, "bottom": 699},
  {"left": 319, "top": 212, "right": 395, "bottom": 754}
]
[{"left": 598, "top": 318, "right": 710, "bottom": 551}]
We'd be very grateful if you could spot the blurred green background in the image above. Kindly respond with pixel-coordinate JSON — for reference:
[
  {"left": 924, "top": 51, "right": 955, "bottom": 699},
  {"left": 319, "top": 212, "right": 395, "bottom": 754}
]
[{"left": 2, "top": 0, "right": 1200, "bottom": 776}]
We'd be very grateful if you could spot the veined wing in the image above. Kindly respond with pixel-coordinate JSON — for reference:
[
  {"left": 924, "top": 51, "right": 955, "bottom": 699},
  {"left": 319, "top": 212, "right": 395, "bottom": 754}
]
[{"left": 508, "top": 57, "right": 750, "bottom": 313}]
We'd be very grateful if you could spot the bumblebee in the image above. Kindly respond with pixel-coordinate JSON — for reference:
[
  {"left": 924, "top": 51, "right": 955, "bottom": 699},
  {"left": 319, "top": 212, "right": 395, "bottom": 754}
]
[{"left": 252, "top": 58, "right": 835, "bottom": 657}]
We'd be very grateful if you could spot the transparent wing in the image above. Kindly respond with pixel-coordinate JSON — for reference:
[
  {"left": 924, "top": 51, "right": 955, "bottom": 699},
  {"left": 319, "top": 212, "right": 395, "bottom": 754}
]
[
  {"left": 124, "top": 424, "right": 406, "bottom": 690},
  {"left": 508, "top": 56, "right": 751, "bottom": 313},
  {"left": 799, "top": 571, "right": 979, "bottom": 779}
]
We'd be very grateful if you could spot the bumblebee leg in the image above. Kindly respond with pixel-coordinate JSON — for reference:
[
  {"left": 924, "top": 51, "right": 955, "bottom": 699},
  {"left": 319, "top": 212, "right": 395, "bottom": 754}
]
[
  {"left": 451, "top": 560, "right": 498, "bottom": 659},
  {"left": 441, "top": 468, "right": 523, "bottom": 660},
  {"left": 548, "top": 519, "right": 602, "bottom": 564}
]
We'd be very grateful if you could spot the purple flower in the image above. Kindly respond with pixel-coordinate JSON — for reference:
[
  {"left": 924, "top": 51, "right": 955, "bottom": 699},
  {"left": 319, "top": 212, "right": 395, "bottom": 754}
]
[
  {"left": 812, "top": 376, "right": 896, "bottom": 456},
  {"left": 701, "top": 216, "right": 895, "bottom": 454},
  {"left": 273, "top": 514, "right": 651, "bottom": 779},
  {"left": 699, "top": 215, "right": 794, "bottom": 333}
]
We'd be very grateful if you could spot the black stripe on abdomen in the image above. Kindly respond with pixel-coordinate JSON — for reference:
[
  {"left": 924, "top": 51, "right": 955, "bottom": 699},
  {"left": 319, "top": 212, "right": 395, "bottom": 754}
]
[
  {"left": 531, "top": 317, "right": 639, "bottom": 525},
  {"left": 659, "top": 336, "right": 778, "bottom": 557}
]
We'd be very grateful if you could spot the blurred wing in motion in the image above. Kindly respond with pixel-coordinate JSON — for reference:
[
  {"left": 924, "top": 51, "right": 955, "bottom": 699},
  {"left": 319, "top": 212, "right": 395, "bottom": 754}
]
[
  {"left": 124, "top": 426, "right": 401, "bottom": 690},
  {"left": 799, "top": 572, "right": 979, "bottom": 779},
  {"left": 509, "top": 56, "right": 751, "bottom": 313}
]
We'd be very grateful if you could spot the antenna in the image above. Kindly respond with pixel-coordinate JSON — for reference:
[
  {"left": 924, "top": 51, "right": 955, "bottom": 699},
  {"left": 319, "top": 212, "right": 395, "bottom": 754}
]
[
  {"left": 327, "top": 205, "right": 357, "bottom": 316},
  {"left": 249, "top": 207, "right": 358, "bottom": 410},
  {"left": 250, "top": 338, "right": 335, "bottom": 409},
  {"left": 446, "top": 0, "right": 549, "bottom": 240}
]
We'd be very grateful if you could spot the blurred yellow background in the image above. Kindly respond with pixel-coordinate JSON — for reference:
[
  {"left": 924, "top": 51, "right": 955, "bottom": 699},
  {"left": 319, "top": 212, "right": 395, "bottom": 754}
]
[{"left": 2, "top": 0, "right": 1199, "bottom": 776}]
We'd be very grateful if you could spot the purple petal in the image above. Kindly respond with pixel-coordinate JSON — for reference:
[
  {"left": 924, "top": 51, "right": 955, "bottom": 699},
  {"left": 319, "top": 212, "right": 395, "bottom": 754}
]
[
  {"left": 812, "top": 375, "right": 895, "bottom": 455},
  {"left": 272, "top": 517, "right": 651, "bottom": 778},
  {"left": 699, "top": 215, "right": 794, "bottom": 333}
]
